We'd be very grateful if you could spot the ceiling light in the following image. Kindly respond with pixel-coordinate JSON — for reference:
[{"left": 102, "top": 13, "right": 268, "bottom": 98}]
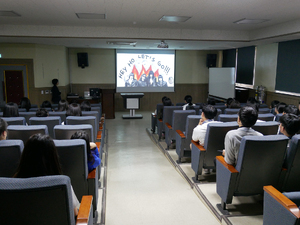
[
  {"left": 233, "top": 18, "right": 269, "bottom": 24},
  {"left": 0, "top": 11, "right": 21, "bottom": 17},
  {"left": 157, "top": 40, "right": 169, "bottom": 48},
  {"left": 159, "top": 16, "right": 191, "bottom": 23},
  {"left": 76, "top": 13, "right": 106, "bottom": 19},
  {"left": 107, "top": 41, "right": 137, "bottom": 46}
]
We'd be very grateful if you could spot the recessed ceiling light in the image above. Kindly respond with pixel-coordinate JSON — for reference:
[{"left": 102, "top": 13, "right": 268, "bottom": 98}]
[
  {"left": 0, "top": 11, "right": 21, "bottom": 17},
  {"left": 76, "top": 13, "right": 106, "bottom": 19},
  {"left": 159, "top": 16, "right": 191, "bottom": 23},
  {"left": 233, "top": 18, "right": 269, "bottom": 24},
  {"left": 107, "top": 41, "right": 137, "bottom": 46}
]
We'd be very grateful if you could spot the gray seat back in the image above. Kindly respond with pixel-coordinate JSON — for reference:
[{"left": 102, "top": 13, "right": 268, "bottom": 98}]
[
  {"left": 7, "top": 125, "right": 48, "bottom": 144},
  {"left": 275, "top": 113, "right": 283, "bottom": 122},
  {"left": 0, "top": 175, "right": 75, "bottom": 225},
  {"left": 54, "top": 139, "right": 88, "bottom": 204},
  {"left": 0, "top": 140, "right": 24, "bottom": 177},
  {"left": 54, "top": 125, "right": 93, "bottom": 141},
  {"left": 214, "top": 105, "right": 226, "bottom": 113},
  {"left": 172, "top": 110, "right": 196, "bottom": 131},
  {"left": 218, "top": 114, "right": 238, "bottom": 122},
  {"left": 82, "top": 111, "right": 99, "bottom": 130},
  {"left": 66, "top": 116, "right": 96, "bottom": 141},
  {"left": 185, "top": 115, "right": 202, "bottom": 141},
  {"left": 252, "top": 121, "right": 279, "bottom": 135},
  {"left": 235, "top": 135, "right": 289, "bottom": 194},
  {"left": 203, "top": 122, "right": 239, "bottom": 167},
  {"left": 91, "top": 107, "right": 101, "bottom": 122},
  {"left": 2, "top": 117, "right": 26, "bottom": 125},
  {"left": 258, "top": 113, "right": 275, "bottom": 121},
  {"left": 258, "top": 108, "right": 271, "bottom": 114},
  {"left": 18, "top": 108, "right": 26, "bottom": 112},
  {"left": 224, "top": 108, "right": 240, "bottom": 114},
  {"left": 49, "top": 111, "right": 66, "bottom": 124},
  {"left": 214, "top": 108, "right": 222, "bottom": 121},
  {"left": 283, "top": 135, "right": 300, "bottom": 191},
  {"left": 29, "top": 117, "right": 61, "bottom": 138},
  {"left": 19, "top": 112, "right": 36, "bottom": 124},
  {"left": 163, "top": 106, "right": 182, "bottom": 127}
]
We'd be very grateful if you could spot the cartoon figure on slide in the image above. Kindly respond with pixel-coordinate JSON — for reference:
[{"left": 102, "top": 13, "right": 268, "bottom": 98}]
[
  {"left": 146, "top": 71, "right": 156, "bottom": 87},
  {"left": 138, "top": 74, "right": 147, "bottom": 87},
  {"left": 157, "top": 75, "right": 168, "bottom": 87},
  {"left": 125, "top": 73, "right": 138, "bottom": 87}
]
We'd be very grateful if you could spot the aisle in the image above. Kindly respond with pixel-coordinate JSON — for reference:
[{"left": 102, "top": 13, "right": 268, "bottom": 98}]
[{"left": 105, "top": 112, "right": 220, "bottom": 225}]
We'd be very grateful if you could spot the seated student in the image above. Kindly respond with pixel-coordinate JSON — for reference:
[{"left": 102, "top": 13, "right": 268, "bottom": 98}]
[
  {"left": 279, "top": 114, "right": 300, "bottom": 142},
  {"left": 207, "top": 99, "right": 216, "bottom": 105},
  {"left": 19, "top": 97, "right": 31, "bottom": 112},
  {"left": 228, "top": 99, "right": 241, "bottom": 108},
  {"left": 283, "top": 104, "right": 299, "bottom": 115},
  {"left": 71, "top": 131, "right": 101, "bottom": 173},
  {"left": 183, "top": 95, "right": 196, "bottom": 110},
  {"left": 66, "top": 103, "right": 82, "bottom": 117},
  {"left": 157, "top": 97, "right": 172, "bottom": 120},
  {"left": 0, "top": 118, "right": 8, "bottom": 140},
  {"left": 41, "top": 100, "right": 54, "bottom": 111},
  {"left": 14, "top": 134, "right": 80, "bottom": 216},
  {"left": 57, "top": 100, "right": 69, "bottom": 111},
  {"left": 3, "top": 102, "right": 19, "bottom": 117},
  {"left": 191, "top": 105, "right": 218, "bottom": 146},
  {"left": 270, "top": 100, "right": 280, "bottom": 115},
  {"left": 274, "top": 102, "right": 287, "bottom": 114},
  {"left": 222, "top": 106, "right": 263, "bottom": 165},
  {"left": 80, "top": 101, "right": 91, "bottom": 112},
  {"left": 225, "top": 98, "right": 234, "bottom": 108},
  {"left": 36, "top": 108, "right": 49, "bottom": 117}
]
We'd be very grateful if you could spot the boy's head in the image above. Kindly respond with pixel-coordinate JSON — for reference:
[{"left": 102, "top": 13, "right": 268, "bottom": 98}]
[
  {"left": 0, "top": 118, "right": 8, "bottom": 140},
  {"left": 202, "top": 105, "right": 217, "bottom": 120},
  {"left": 275, "top": 102, "right": 287, "bottom": 114},
  {"left": 238, "top": 106, "right": 258, "bottom": 127},
  {"left": 283, "top": 104, "right": 299, "bottom": 115},
  {"left": 163, "top": 97, "right": 172, "bottom": 106},
  {"left": 279, "top": 113, "right": 300, "bottom": 137},
  {"left": 271, "top": 100, "right": 280, "bottom": 109},
  {"left": 184, "top": 95, "right": 192, "bottom": 104}
]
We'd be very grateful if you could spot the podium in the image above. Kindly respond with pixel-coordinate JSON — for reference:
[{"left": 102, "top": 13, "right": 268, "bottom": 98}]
[{"left": 121, "top": 93, "right": 144, "bottom": 119}]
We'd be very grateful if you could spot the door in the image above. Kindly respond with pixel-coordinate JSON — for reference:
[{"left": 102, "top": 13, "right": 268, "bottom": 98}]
[{"left": 4, "top": 70, "right": 24, "bottom": 103}]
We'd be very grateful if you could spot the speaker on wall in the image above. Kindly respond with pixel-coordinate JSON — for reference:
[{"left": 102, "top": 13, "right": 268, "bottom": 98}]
[
  {"left": 77, "top": 53, "right": 89, "bottom": 68},
  {"left": 206, "top": 54, "right": 217, "bottom": 68}
]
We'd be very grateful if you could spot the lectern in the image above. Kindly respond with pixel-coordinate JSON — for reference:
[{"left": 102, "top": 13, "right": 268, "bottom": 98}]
[{"left": 121, "top": 93, "right": 144, "bottom": 119}]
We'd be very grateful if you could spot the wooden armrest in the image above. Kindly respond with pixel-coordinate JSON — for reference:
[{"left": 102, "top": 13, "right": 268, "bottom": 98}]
[
  {"left": 97, "top": 130, "right": 102, "bottom": 139},
  {"left": 191, "top": 140, "right": 206, "bottom": 151},
  {"left": 216, "top": 156, "right": 238, "bottom": 173},
  {"left": 76, "top": 195, "right": 93, "bottom": 225},
  {"left": 87, "top": 168, "right": 96, "bottom": 179},
  {"left": 264, "top": 185, "right": 300, "bottom": 218},
  {"left": 165, "top": 122, "right": 172, "bottom": 129},
  {"left": 158, "top": 119, "right": 162, "bottom": 122},
  {"left": 176, "top": 130, "right": 186, "bottom": 138},
  {"left": 96, "top": 142, "right": 100, "bottom": 151}
]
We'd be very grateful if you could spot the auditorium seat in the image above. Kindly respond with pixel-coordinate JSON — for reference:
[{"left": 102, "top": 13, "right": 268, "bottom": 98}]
[
  {"left": 153, "top": 103, "right": 163, "bottom": 134},
  {"left": 252, "top": 121, "right": 279, "bottom": 135},
  {"left": 66, "top": 116, "right": 97, "bottom": 142},
  {"left": 49, "top": 111, "right": 66, "bottom": 124},
  {"left": 218, "top": 114, "right": 238, "bottom": 122},
  {"left": 2, "top": 117, "right": 26, "bottom": 125},
  {"left": 54, "top": 124, "right": 93, "bottom": 141},
  {"left": 263, "top": 185, "right": 300, "bottom": 225},
  {"left": 224, "top": 108, "right": 240, "bottom": 114},
  {"left": 29, "top": 116, "right": 61, "bottom": 138},
  {"left": 191, "top": 122, "right": 238, "bottom": 182},
  {"left": 0, "top": 140, "right": 24, "bottom": 177},
  {"left": 257, "top": 113, "right": 275, "bottom": 121},
  {"left": 165, "top": 110, "right": 195, "bottom": 150},
  {"left": 176, "top": 115, "right": 201, "bottom": 163},
  {"left": 275, "top": 113, "right": 283, "bottom": 122},
  {"left": 54, "top": 139, "right": 98, "bottom": 218},
  {"left": 19, "top": 112, "right": 36, "bottom": 124},
  {"left": 216, "top": 135, "right": 289, "bottom": 210},
  {"left": 0, "top": 175, "right": 93, "bottom": 225},
  {"left": 7, "top": 125, "right": 48, "bottom": 144},
  {"left": 258, "top": 108, "right": 271, "bottom": 114},
  {"left": 18, "top": 108, "right": 26, "bottom": 112},
  {"left": 214, "top": 104, "right": 226, "bottom": 113},
  {"left": 82, "top": 111, "right": 99, "bottom": 130}
]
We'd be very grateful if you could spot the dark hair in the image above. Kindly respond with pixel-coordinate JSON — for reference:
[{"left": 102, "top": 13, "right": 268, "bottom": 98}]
[
  {"left": 80, "top": 101, "right": 91, "bottom": 112},
  {"left": 247, "top": 97, "right": 260, "bottom": 109},
  {"left": 207, "top": 99, "right": 216, "bottom": 105},
  {"left": 202, "top": 105, "right": 217, "bottom": 120},
  {"left": 14, "top": 134, "right": 62, "bottom": 178},
  {"left": 238, "top": 106, "right": 258, "bottom": 127},
  {"left": 280, "top": 114, "right": 300, "bottom": 136},
  {"left": 158, "top": 75, "right": 163, "bottom": 80},
  {"left": 57, "top": 100, "right": 68, "bottom": 111},
  {"left": 41, "top": 100, "right": 52, "bottom": 109},
  {"left": 184, "top": 95, "right": 192, "bottom": 104},
  {"left": 0, "top": 118, "right": 8, "bottom": 135},
  {"left": 229, "top": 99, "right": 241, "bottom": 109},
  {"left": 36, "top": 108, "right": 49, "bottom": 117},
  {"left": 271, "top": 100, "right": 280, "bottom": 108},
  {"left": 246, "top": 103, "right": 259, "bottom": 113},
  {"left": 19, "top": 97, "right": 31, "bottom": 112},
  {"left": 71, "top": 131, "right": 94, "bottom": 163},
  {"left": 149, "top": 71, "right": 154, "bottom": 76},
  {"left": 284, "top": 104, "right": 299, "bottom": 115},
  {"left": 186, "top": 105, "right": 195, "bottom": 110},
  {"left": 66, "top": 103, "right": 82, "bottom": 117},
  {"left": 52, "top": 79, "right": 59, "bottom": 85},
  {"left": 226, "top": 98, "right": 234, "bottom": 108},
  {"left": 3, "top": 102, "right": 19, "bottom": 117},
  {"left": 162, "top": 96, "right": 167, "bottom": 103},
  {"left": 275, "top": 102, "right": 287, "bottom": 114},
  {"left": 163, "top": 97, "right": 172, "bottom": 106}
]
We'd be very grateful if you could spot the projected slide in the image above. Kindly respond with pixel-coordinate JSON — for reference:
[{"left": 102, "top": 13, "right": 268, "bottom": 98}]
[{"left": 116, "top": 49, "right": 175, "bottom": 92}]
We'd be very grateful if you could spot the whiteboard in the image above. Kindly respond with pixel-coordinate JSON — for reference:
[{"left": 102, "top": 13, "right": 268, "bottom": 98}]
[{"left": 209, "top": 68, "right": 235, "bottom": 99}]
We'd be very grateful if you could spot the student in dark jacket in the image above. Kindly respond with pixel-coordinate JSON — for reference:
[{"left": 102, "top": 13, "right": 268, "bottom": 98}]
[{"left": 51, "top": 78, "right": 61, "bottom": 104}]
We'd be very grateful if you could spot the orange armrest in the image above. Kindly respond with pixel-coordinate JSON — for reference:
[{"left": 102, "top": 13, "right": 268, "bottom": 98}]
[
  {"left": 95, "top": 142, "right": 100, "bottom": 150},
  {"left": 87, "top": 168, "right": 96, "bottom": 179},
  {"left": 97, "top": 131, "right": 102, "bottom": 139},
  {"left": 264, "top": 185, "right": 300, "bottom": 218},
  {"left": 76, "top": 195, "right": 93, "bottom": 225},
  {"left": 191, "top": 140, "right": 206, "bottom": 151},
  {"left": 176, "top": 130, "right": 186, "bottom": 138},
  {"left": 165, "top": 122, "right": 172, "bottom": 129},
  {"left": 158, "top": 119, "right": 162, "bottom": 122},
  {"left": 216, "top": 156, "right": 238, "bottom": 173}
]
